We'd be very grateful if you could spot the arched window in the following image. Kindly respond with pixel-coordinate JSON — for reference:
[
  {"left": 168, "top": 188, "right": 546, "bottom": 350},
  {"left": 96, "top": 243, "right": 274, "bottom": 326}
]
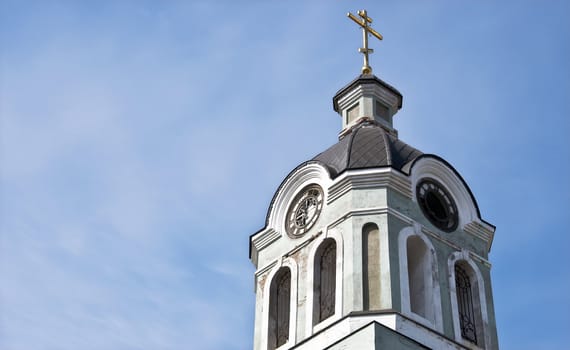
[
  {"left": 454, "top": 262, "right": 484, "bottom": 346},
  {"left": 268, "top": 267, "right": 291, "bottom": 350},
  {"left": 313, "top": 239, "right": 336, "bottom": 325},
  {"left": 406, "top": 235, "right": 434, "bottom": 322},
  {"left": 362, "top": 223, "right": 380, "bottom": 310}
]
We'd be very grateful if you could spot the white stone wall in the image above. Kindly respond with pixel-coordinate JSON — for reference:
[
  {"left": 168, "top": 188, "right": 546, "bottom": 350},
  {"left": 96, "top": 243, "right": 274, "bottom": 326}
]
[{"left": 250, "top": 158, "right": 497, "bottom": 350}]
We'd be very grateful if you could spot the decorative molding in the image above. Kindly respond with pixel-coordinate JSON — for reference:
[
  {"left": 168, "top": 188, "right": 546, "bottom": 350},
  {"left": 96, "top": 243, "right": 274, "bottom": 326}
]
[
  {"left": 420, "top": 226, "right": 462, "bottom": 252},
  {"left": 336, "top": 83, "right": 400, "bottom": 116},
  {"left": 252, "top": 228, "right": 281, "bottom": 253},
  {"left": 254, "top": 231, "right": 323, "bottom": 276},
  {"left": 251, "top": 163, "right": 332, "bottom": 266},
  {"left": 252, "top": 158, "right": 494, "bottom": 264},
  {"left": 255, "top": 259, "right": 278, "bottom": 279},
  {"left": 328, "top": 168, "right": 412, "bottom": 204},
  {"left": 409, "top": 157, "right": 496, "bottom": 251},
  {"left": 327, "top": 207, "right": 398, "bottom": 231},
  {"left": 326, "top": 207, "right": 410, "bottom": 234},
  {"left": 419, "top": 221, "right": 493, "bottom": 254},
  {"left": 292, "top": 311, "right": 469, "bottom": 350},
  {"left": 464, "top": 221, "right": 495, "bottom": 252},
  {"left": 284, "top": 231, "right": 322, "bottom": 258},
  {"left": 267, "top": 163, "right": 331, "bottom": 237},
  {"left": 410, "top": 158, "right": 477, "bottom": 230},
  {"left": 254, "top": 260, "right": 279, "bottom": 292},
  {"left": 326, "top": 206, "right": 492, "bottom": 267},
  {"left": 421, "top": 227, "right": 491, "bottom": 268},
  {"left": 468, "top": 252, "right": 492, "bottom": 269}
]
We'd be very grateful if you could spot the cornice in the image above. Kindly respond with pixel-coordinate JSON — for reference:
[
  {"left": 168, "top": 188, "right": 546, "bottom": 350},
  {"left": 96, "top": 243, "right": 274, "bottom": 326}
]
[
  {"left": 251, "top": 228, "right": 280, "bottom": 266},
  {"left": 464, "top": 221, "right": 495, "bottom": 252},
  {"left": 252, "top": 228, "right": 280, "bottom": 251},
  {"left": 328, "top": 168, "right": 412, "bottom": 204}
]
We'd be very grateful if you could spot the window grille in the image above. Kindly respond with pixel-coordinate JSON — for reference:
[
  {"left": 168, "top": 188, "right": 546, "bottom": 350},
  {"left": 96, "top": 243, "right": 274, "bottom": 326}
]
[{"left": 455, "top": 265, "right": 477, "bottom": 344}]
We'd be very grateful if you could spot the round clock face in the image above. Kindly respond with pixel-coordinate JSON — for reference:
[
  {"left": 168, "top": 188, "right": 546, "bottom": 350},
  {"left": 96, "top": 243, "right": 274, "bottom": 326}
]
[
  {"left": 286, "top": 184, "right": 324, "bottom": 237},
  {"left": 416, "top": 179, "right": 458, "bottom": 232}
]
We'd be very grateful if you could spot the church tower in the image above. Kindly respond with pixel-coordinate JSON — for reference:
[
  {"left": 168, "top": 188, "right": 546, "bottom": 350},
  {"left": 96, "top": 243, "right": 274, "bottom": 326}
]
[{"left": 249, "top": 10, "right": 498, "bottom": 350}]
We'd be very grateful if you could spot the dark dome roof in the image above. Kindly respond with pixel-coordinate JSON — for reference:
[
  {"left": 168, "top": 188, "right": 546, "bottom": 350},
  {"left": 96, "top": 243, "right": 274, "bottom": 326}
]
[{"left": 313, "top": 121, "right": 423, "bottom": 178}]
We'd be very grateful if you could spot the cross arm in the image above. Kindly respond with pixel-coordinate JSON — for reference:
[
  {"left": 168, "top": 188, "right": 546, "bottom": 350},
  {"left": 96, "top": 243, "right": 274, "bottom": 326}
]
[
  {"left": 347, "top": 12, "right": 383, "bottom": 41},
  {"left": 347, "top": 12, "right": 365, "bottom": 27},
  {"left": 368, "top": 27, "right": 383, "bottom": 41}
]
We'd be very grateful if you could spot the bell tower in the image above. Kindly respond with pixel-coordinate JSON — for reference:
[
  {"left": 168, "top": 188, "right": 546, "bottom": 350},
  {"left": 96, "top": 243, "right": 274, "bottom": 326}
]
[{"left": 249, "top": 10, "right": 498, "bottom": 350}]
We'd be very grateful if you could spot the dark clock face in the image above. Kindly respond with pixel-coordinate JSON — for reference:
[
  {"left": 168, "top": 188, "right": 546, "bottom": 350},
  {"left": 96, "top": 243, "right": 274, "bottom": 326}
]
[
  {"left": 286, "top": 185, "right": 324, "bottom": 237},
  {"left": 416, "top": 179, "right": 458, "bottom": 232}
]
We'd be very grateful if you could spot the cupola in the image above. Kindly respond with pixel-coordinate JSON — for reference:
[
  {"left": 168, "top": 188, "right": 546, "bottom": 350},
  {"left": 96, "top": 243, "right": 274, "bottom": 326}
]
[{"left": 333, "top": 74, "right": 402, "bottom": 138}]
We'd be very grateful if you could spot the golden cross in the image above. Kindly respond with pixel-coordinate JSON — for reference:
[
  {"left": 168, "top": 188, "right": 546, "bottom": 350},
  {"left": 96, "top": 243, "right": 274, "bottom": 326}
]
[{"left": 347, "top": 10, "right": 383, "bottom": 75}]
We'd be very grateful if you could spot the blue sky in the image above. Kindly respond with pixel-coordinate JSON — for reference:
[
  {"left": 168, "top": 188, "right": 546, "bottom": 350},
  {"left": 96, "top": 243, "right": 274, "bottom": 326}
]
[{"left": 1, "top": 1, "right": 569, "bottom": 349}]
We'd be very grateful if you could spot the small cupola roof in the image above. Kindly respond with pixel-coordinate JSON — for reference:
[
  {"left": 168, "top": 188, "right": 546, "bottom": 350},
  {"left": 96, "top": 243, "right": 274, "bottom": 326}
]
[{"left": 313, "top": 120, "right": 422, "bottom": 178}]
